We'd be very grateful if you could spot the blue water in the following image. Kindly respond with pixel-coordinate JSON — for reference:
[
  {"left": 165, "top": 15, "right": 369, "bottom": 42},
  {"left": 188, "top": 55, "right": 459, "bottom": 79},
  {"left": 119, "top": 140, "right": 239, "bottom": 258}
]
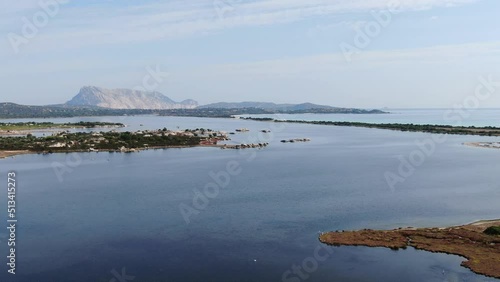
[{"left": 0, "top": 112, "right": 499, "bottom": 281}]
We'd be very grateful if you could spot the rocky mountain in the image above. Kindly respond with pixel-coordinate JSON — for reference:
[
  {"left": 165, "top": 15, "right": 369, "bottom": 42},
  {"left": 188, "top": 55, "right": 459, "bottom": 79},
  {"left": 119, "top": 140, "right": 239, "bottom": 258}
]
[{"left": 66, "top": 86, "right": 198, "bottom": 109}]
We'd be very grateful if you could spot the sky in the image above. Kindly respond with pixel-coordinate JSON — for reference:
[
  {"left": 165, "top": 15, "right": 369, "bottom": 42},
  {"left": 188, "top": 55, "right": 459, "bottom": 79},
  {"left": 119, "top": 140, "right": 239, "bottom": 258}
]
[{"left": 1, "top": 0, "right": 500, "bottom": 108}]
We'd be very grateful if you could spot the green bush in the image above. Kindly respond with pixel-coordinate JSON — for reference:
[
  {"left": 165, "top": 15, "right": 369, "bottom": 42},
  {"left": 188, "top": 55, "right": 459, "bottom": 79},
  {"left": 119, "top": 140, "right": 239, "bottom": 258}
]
[{"left": 483, "top": 226, "right": 500, "bottom": 236}]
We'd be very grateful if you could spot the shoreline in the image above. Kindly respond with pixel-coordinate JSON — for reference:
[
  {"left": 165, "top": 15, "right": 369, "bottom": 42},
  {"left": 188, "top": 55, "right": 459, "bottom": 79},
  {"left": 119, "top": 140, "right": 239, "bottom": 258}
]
[
  {"left": 319, "top": 219, "right": 500, "bottom": 279},
  {"left": 0, "top": 145, "right": 221, "bottom": 159},
  {"left": 0, "top": 143, "right": 267, "bottom": 159}
]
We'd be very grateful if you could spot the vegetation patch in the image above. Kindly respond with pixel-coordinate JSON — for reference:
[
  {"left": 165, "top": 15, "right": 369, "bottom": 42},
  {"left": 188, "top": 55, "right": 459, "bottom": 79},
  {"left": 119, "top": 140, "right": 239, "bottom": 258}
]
[{"left": 484, "top": 226, "right": 500, "bottom": 236}]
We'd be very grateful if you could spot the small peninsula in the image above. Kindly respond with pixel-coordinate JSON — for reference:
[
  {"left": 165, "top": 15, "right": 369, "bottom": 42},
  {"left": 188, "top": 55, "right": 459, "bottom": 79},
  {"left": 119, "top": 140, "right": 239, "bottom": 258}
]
[
  {"left": 0, "top": 126, "right": 232, "bottom": 158},
  {"left": 244, "top": 118, "right": 500, "bottom": 137},
  {"left": 319, "top": 220, "right": 500, "bottom": 278}
]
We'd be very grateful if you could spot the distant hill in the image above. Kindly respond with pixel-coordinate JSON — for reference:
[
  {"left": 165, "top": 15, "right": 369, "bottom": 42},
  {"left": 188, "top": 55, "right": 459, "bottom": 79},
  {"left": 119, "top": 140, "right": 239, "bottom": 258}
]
[
  {"left": 66, "top": 86, "right": 198, "bottom": 110},
  {"left": 199, "top": 102, "right": 334, "bottom": 111},
  {"left": 0, "top": 102, "right": 385, "bottom": 119},
  {"left": 199, "top": 101, "right": 384, "bottom": 114}
]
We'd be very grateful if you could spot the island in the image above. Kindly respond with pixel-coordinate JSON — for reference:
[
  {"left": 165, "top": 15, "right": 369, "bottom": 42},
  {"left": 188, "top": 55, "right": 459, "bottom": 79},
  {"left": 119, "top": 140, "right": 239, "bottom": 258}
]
[{"left": 319, "top": 220, "right": 500, "bottom": 278}]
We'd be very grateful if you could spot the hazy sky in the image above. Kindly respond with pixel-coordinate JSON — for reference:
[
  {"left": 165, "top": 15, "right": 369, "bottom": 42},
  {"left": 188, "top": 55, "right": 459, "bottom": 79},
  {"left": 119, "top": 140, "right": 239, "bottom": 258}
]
[{"left": 1, "top": 0, "right": 500, "bottom": 108}]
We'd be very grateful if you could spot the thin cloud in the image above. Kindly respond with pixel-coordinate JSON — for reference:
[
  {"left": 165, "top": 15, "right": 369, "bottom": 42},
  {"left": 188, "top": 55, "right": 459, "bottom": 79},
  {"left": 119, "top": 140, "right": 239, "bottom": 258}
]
[
  {"left": 1, "top": 0, "right": 481, "bottom": 53},
  {"left": 188, "top": 41, "right": 500, "bottom": 77}
]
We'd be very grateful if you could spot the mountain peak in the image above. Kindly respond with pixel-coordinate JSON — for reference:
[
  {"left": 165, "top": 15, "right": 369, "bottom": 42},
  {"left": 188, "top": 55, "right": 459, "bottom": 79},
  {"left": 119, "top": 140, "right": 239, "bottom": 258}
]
[{"left": 66, "top": 86, "right": 198, "bottom": 109}]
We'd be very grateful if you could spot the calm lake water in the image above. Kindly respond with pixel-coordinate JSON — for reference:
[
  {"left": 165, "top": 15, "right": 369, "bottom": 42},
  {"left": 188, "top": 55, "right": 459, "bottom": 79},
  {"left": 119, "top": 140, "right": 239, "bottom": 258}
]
[{"left": 0, "top": 110, "right": 499, "bottom": 282}]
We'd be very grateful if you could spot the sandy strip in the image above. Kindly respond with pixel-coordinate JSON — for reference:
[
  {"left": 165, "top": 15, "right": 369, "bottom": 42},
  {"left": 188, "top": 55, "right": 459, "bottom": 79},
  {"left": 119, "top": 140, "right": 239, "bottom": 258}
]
[{"left": 0, "top": 151, "right": 31, "bottom": 159}]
